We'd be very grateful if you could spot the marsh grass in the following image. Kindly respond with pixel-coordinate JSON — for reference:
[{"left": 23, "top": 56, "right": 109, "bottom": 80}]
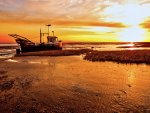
[{"left": 84, "top": 50, "right": 150, "bottom": 64}]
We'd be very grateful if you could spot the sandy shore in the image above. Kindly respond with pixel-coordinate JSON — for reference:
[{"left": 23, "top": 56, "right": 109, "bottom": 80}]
[{"left": 0, "top": 56, "right": 150, "bottom": 113}]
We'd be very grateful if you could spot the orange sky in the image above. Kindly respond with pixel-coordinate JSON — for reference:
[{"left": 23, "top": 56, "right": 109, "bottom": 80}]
[{"left": 1, "top": 0, "right": 150, "bottom": 43}]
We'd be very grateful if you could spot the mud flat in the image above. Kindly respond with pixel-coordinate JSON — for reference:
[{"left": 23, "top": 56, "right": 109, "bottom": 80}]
[{"left": 0, "top": 56, "right": 150, "bottom": 113}]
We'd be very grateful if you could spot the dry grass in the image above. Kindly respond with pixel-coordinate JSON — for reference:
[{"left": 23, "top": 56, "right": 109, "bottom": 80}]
[
  {"left": 15, "top": 49, "right": 91, "bottom": 57},
  {"left": 84, "top": 50, "right": 150, "bottom": 64}
]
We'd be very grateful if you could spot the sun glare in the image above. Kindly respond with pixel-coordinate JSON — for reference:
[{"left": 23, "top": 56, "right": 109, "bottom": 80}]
[
  {"left": 103, "top": 2, "right": 149, "bottom": 42},
  {"left": 120, "top": 4, "right": 148, "bottom": 26},
  {"left": 104, "top": 4, "right": 149, "bottom": 26},
  {"left": 118, "top": 26, "right": 145, "bottom": 42}
]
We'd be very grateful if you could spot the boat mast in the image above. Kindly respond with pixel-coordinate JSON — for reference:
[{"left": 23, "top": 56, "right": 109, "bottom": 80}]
[
  {"left": 52, "top": 31, "right": 54, "bottom": 36},
  {"left": 46, "top": 24, "right": 51, "bottom": 37},
  {"left": 40, "top": 24, "right": 51, "bottom": 43}
]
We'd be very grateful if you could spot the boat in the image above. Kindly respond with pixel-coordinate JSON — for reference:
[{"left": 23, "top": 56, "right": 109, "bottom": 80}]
[{"left": 9, "top": 25, "right": 62, "bottom": 54}]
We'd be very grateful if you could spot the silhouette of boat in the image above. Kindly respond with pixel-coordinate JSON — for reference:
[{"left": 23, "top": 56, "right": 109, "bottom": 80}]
[{"left": 9, "top": 25, "right": 62, "bottom": 54}]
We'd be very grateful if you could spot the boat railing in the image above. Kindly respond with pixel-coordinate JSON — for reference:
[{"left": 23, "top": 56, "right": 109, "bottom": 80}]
[{"left": 9, "top": 34, "right": 35, "bottom": 46}]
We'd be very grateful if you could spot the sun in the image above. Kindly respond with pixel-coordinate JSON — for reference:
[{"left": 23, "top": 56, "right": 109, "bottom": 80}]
[
  {"left": 118, "top": 26, "right": 145, "bottom": 42},
  {"left": 117, "top": 4, "right": 147, "bottom": 42}
]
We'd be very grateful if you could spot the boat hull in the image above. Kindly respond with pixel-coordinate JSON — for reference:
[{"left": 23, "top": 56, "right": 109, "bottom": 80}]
[{"left": 20, "top": 44, "right": 62, "bottom": 53}]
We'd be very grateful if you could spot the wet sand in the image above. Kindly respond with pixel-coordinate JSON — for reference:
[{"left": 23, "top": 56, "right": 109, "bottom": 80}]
[{"left": 0, "top": 56, "right": 150, "bottom": 113}]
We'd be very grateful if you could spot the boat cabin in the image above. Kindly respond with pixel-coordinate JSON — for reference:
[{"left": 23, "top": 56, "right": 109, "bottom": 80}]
[{"left": 47, "top": 36, "right": 58, "bottom": 44}]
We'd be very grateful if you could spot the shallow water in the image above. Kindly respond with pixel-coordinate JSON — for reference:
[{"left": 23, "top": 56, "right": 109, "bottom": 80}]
[
  {"left": 1, "top": 43, "right": 150, "bottom": 60},
  {"left": 0, "top": 56, "right": 150, "bottom": 112},
  {"left": 0, "top": 44, "right": 17, "bottom": 59},
  {"left": 63, "top": 43, "right": 150, "bottom": 51}
]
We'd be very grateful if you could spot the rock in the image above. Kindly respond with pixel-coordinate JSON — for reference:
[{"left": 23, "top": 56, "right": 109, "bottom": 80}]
[
  {"left": 0, "top": 70, "right": 7, "bottom": 74},
  {"left": 0, "top": 80, "right": 14, "bottom": 91}
]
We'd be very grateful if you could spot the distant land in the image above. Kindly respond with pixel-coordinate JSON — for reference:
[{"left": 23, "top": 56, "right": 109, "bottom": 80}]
[{"left": 1, "top": 41, "right": 150, "bottom": 45}]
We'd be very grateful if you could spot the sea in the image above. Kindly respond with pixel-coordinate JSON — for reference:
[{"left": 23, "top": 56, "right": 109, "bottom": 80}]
[
  {"left": 1, "top": 42, "right": 150, "bottom": 59},
  {"left": 63, "top": 42, "right": 150, "bottom": 51},
  {"left": 0, "top": 44, "right": 18, "bottom": 59}
]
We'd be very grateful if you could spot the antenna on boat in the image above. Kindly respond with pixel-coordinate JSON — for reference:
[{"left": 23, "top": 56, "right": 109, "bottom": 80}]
[
  {"left": 46, "top": 24, "right": 51, "bottom": 36},
  {"left": 40, "top": 24, "right": 51, "bottom": 43},
  {"left": 40, "top": 28, "right": 42, "bottom": 43},
  {"left": 52, "top": 31, "right": 54, "bottom": 36}
]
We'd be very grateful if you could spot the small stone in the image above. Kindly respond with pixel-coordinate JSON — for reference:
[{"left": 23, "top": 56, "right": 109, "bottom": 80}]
[
  {"left": 0, "top": 80, "right": 14, "bottom": 91},
  {"left": 127, "top": 84, "right": 132, "bottom": 87}
]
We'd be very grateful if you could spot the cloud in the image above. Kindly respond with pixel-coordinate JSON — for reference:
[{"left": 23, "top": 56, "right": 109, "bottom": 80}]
[
  {"left": 140, "top": 19, "right": 150, "bottom": 29},
  {"left": 0, "top": 0, "right": 126, "bottom": 28},
  {"left": 52, "top": 20, "right": 126, "bottom": 27},
  {"left": 1, "top": 0, "right": 150, "bottom": 28},
  {"left": 0, "top": 0, "right": 105, "bottom": 19},
  {"left": 0, "top": 15, "right": 126, "bottom": 28},
  {"left": 2, "top": 0, "right": 150, "bottom": 43},
  {"left": 140, "top": 0, "right": 150, "bottom": 5}
]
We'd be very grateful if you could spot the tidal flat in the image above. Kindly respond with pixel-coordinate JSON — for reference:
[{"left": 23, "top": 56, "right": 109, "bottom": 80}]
[{"left": 0, "top": 56, "right": 150, "bottom": 113}]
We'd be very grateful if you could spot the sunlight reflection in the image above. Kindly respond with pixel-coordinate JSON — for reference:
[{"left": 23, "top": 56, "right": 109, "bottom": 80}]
[
  {"left": 6, "top": 59, "right": 18, "bottom": 62},
  {"left": 127, "top": 43, "right": 134, "bottom": 47},
  {"left": 127, "top": 68, "right": 136, "bottom": 85}
]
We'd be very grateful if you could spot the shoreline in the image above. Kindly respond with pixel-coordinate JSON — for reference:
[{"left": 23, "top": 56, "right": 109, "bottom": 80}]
[
  {"left": 14, "top": 49, "right": 150, "bottom": 65},
  {"left": 84, "top": 50, "right": 150, "bottom": 64},
  {"left": 15, "top": 49, "right": 91, "bottom": 57}
]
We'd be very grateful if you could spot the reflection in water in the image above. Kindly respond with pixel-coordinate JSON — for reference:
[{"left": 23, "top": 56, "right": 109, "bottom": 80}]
[
  {"left": 31, "top": 57, "right": 149, "bottom": 111},
  {"left": 6, "top": 59, "right": 18, "bottom": 62},
  {"left": 63, "top": 43, "right": 150, "bottom": 51},
  {"left": 128, "top": 71, "right": 136, "bottom": 85},
  {"left": 2, "top": 56, "right": 150, "bottom": 112},
  {"left": 29, "top": 61, "right": 41, "bottom": 64},
  {"left": 127, "top": 66, "right": 136, "bottom": 86},
  {"left": 127, "top": 43, "right": 134, "bottom": 47}
]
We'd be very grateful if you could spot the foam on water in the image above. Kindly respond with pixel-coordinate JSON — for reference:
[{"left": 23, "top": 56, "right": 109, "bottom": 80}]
[{"left": 0, "top": 44, "right": 18, "bottom": 59}]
